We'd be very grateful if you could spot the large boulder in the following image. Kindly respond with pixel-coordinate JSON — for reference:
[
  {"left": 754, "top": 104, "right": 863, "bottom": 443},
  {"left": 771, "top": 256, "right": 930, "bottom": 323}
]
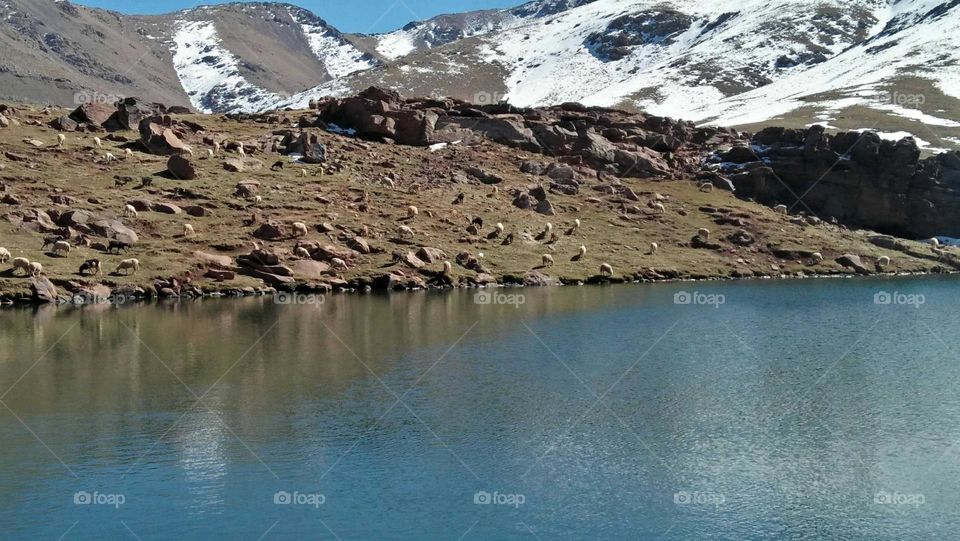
[
  {"left": 166, "top": 155, "right": 196, "bottom": 180},
  {"left": 69, "top": 102, "right": 114, "bottom": 127},
  {"left": 139, "top": 116, "right": 191, "bottom": 155},
  {"left": 90, "top": 219, "right": 139, "bottom": 243}
]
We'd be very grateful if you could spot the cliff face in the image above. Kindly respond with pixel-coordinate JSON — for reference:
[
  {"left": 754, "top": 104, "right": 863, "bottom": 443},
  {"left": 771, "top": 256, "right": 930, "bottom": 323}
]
[{"left": 718, "top": 126, "right": 960, "bottom": 238}]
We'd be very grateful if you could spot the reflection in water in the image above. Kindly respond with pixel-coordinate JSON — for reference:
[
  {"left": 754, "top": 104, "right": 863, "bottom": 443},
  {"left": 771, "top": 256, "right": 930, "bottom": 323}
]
[{"left": 1, "top": 279, "right": 960, "bottom": 539}]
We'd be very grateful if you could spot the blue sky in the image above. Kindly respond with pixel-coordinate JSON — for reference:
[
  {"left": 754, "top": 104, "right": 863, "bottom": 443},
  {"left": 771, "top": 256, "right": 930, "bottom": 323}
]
[{"left": 71, "top": 0, "right": 525, "bottom": 33}]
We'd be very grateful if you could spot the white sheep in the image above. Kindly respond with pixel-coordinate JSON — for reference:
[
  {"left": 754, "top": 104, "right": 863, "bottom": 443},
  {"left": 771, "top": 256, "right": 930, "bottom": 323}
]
[
  {"left": 651, "top": 202, "right": 666, "bottom": 213},
  {"left": 572, "top": 218, "right": 581, "bottom": 231},
  {"left": 300, "top": 169, "right": 308, "bottom": 178},
  {"left": 649, "top": 242, "right": 659, "bottom": 255},
  {"left": 104, "top": 152, "right": 116, "bottom": 163},
  {"left": 877, "top": 255, "right": 891, "bottom": 269},
  {"left": 116, "top": 258, "right": 140, "bottom": 275},
  {"left": 52, "top": 240, "right": 71, "bottom": 256},
  {"left": 93, "top": 137, "right": 102, "bottom": 148},
  {"left": 397, "top": 225, "right": 414, "bottom": 239},
  {"left": 182, "top": 146, "right": 194, "bottom": 157},
  {"left": 774, "top": 204, "right": 788, "bottom": 214},
  {"left": 543, "top": 223, "right": 553, "bottom": 235},
  {"left": 213, "top": 141, "right": 221, "bottom": 155},
  {"left": 183, "top": 224, "right": 195, "bottom": 238},
  {"left": 442, "top": 261, "right": 452, "bottom": 274},
  {"left": 0, "top": 247, "right": 9, "bottom": 264},
  {"left": 124, "top": 204, "right": 138, "bottom": 218},
  {"left": 407, "top": 205, "right": 419, "bottom": 219},
  {"left": 237, "top": 143, "right": 246, "bottom": 157},
  {"left": 28, "top": 261, "right": 43, "bottom": 277},
  {"left": 930, "top": 238, "right": 941, "bottom": 248},
  {"left": 811, "top": 252, "right": 824, "bottom": 264},
  {"left": 542, "top": 254, "right": 554, "bottom": 267},
  {"left": 294, "top": 247, "right": 311, "bottom": 259},
  {"left": 11, "top": 257, "right": 30, "bottom": 275},
  {"left": 56, "top": 134, "right": 66, "bottom": 147},
  {"left": 697, "top": 228, "right": 711, "bottom": 241},
  {"left": 599, "top": 263, "right": 613, "bottom": 276},
  {"left": 206, "top": 148, "right": 215, "bottom": 158},
  {"left": 331, "top": 257, "right": 349, "bottom": 270},
  {"left": 292, "top": 222, "right": 309, "bottom": 237},
  {"left": 253, "top": 195, "right": 263, "bottom": 206},
  {"left": 125, "top": 148, "right": 133, "bottom": 158},
  {"left": 495, "top": 222, "right": 505, "bottom": 235},
  {"left": 578, "top": 245, "right": 587, "bottom": 257}
]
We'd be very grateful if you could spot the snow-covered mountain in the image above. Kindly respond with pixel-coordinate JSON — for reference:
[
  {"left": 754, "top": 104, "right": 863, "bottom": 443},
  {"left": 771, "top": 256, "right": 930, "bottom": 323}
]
[{"left": 1, "top": 0, "right": 957, "bottom": 149}]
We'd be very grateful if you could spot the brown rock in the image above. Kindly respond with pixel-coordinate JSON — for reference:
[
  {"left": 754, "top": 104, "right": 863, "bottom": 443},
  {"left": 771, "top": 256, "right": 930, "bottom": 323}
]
[{"left": 167, "top": 155, "right": 196, "bottom": 180}]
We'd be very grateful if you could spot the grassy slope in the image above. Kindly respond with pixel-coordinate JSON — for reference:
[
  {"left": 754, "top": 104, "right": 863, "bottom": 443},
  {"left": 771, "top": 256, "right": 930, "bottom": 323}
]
[{"left": 0, "top": 105, "right": 950, "bottom": 301}]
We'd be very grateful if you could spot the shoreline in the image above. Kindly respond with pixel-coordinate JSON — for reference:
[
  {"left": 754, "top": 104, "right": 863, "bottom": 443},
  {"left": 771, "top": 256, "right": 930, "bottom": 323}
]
[{"left": 1, "top": 268, "right": 953, "bottom": 308}]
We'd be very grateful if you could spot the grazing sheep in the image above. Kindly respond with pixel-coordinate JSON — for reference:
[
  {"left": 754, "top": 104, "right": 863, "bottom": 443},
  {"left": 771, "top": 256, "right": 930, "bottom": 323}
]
[
  {"left": 877, "top": 255, "right": 891, "bottom": 269},
  {"left": 407, "top": 205, "right": 419, "bottom": 219},
  {"left": 124, "top": 204, "right": 138, "bottom": 218},
  {"left": 182, "top": 224, "right": 195, "bottom": 238},
  {"left": 774, "top": 204, "right": 788, "bottom": 214},
  {"left": 492, "top": 222, "right": 504, "bottom": 237},
  {"left": 213, "top": 142, "right": 221, "bottom": 155},
  {"left": 28, "top": 261, "right": 43, "bottom": 277},
  {"left": 56, "top": 134, "right": 66, "bottom": 147},
  {"left": 183, "top": 146, "right": 194, "bottom": 157},
  {"left": 542, "top": 254, "right": 555, "bottom": 267},
  {"left": 292, "top": 222, "right": 309, "bottom": 237},
  {"left": 270, "top": 160, "right": 284, "bottom": 171},
  {"left": 651, "top": 202, "right": 666, "bottom": 213},
  {"left": 0, "top": 247, "right": 9, "bottom": 264},
  {"left": 11, "top": 257, "right": 30, "bottom": 275},
  {"left": 237, "top": 143, "right": 246, "bottom": 157},
  {"left": 930, "top": 238, "right": 941, "bottom": 248},
  {"left": 397, "top": 225, "right": 415, "bottom": 239},
  {"left": 52, "top": 240, "right": 71, "bottom": 256},
  {"left": 698, "top": 182, "right": 714, "bottom": 193},
  {"left": 697, "top": 228, "right": 711, "bottom": 241},
  {"left": 599, "top": 263, "right": 613, "bottom": 276},
  {"left": 578, "top": 245, "right": 587, "bottom": 258},
  {"left": 811, "top": 252, "right": 824, "bottom": 264},
  {"left": 93, "top": 137, "right": 102, "bottom": 148},
  {"left": 452, "top": 192, "right": 465, "bottom": 205},
  {"left": 79, "top": 259, "right": 101, "bottom": 276},
  {"left": 116, "top": 258, "right": 140, "bottom": 275},
  {"left": 42, "top": 235, "right": 63, "bottom": 250},
  {"left": 300, "top": 169, "right": 308, "bottom": 178},
  {"left": 104, "top": 152, "right": 116, "bottom": 163},
  {"left": 471, "top": 216, "right": 484, "bottom": 228},
  {"left": 442, "top": 260, "right": 452, "bottom": 274},
  {"left": 408, "top": 183, "right": 422, "bottom": 194},
  {"left": 108, "top": 240, "right": 130, "bottom": 254},
  {"left": 331, "top": 257, "right": 349, "bottom": 270},
  {"left": 253, "top": 195, "right": 263, "bottom": 206},
  {"left": 294, "top": 247, "right": 311, "bottom": 259},
  {"left": 543, "top": 223, "right": 553, "bottom": 236},
  {"left": 124, "top": 148, "right": 133, "bottom": 158},
  {"left": 649, "top": 242, "right": 659, "bottom": 255},
  {"left": 206, "top": 148, "right": 215, "bottom": 158},
  {"left": 573, "top": 218, "right": 581, "bottom": 231}
]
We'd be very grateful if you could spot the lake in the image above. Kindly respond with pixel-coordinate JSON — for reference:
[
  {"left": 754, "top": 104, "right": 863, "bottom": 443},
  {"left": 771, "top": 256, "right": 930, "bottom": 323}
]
[{"left": 1, "top": 277, "right": 958, "bottom": 540}]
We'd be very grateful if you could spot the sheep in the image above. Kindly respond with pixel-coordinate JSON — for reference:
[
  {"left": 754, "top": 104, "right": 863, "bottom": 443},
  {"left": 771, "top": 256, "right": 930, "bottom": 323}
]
[
  {"left": 104, "top": 152, "right": 116, "bottom": 163},
  {"left": 774, "top": 204, "right": 788, "bottom": 214},
  {"left": 930, "top": 238, "right": 941, "bottom": 248},
  {"left": 578, "top": 245, "right": 587, "bottom": 258},
  {"left": 79, "top": 259, "right": 101, "bottom": 275},
  {"left": 488, "top": 186, "right": 499, "bottom": 198},
  {"left": 292, "top": 222, "right": 309, "bottom": 237},
  {"left": 108, "top": 240, "right": 130, "bottom": 254},
  {"left": 442, "top": 260, "right": 452, "bottom": 274},
  {"left": 599, "top": 263, "right": 613, "bottom": 276},
  {"left": 572, "top": 218, "right": 581, "bottom": 231},
  {"left": 331, "top": 257, "right": 349, "bottom": 270},
  {"left": 649, "top": 242, "right": 659, "bottom": 255},
  {"left": 811, "top": 252, "right": 824, "bottom": 264},
  {"left": 52, "top": 240, "right": 71, "bottom": 256},
  {"left": 237, "top": 143, "right": 246, "bottom": 157},
  {"left": 11, "top": 257, "right": 30, "bottom": 275},
  {"left": 182, "top": 224, "right": 195, "bottom": 238},
  {"left": 697, "top": 228, "right": 711, "bottom": 241},
  {"left": 543, "top": 223, "right": 553, "bottom": 236},
  {"left": 698, "top": 182, "right": 714, "bottom": 193},
  {"left": 206, "top": 148, "right": 215, "bottom": 159},
  {"left": 182, "top": 146, "right": 194, "bottom": 157},
  {"left": 407, "top": 205, "right": 419, "bottom": 219},
  {"left": 409, "top": 183, "right": 422, "bottom": 194},
  {"left": 93, "top": 137, "right": 102, "bottom": 148},
  {"left": 294, "top": 246, "right": 311, "bottom": 259},
  {"left": 651, "top": 202, "right": 666, "bottom": 213},
  {"left": 270, "top": 160, "right": 284, "bottom": 171},
  {"left": 253, "top": 195, "right": 263, "bottom": 206},
  {"left": 41, "top": 235, "right": 64, "bottom": 250},
  {"left": 300, "top": 169, "right": 308, "bottom": 178},
  {"left": 116, "top": 258, "right": 140, "bottom": 275},
  {"left": 542, "top": 254, "right": 555, "bottom": 267},
  {"left": 397, "top": 225, "right": 415, "bottom": 239},
  {"left": 0, "top": 247, "right": 9, "bottom": 264},
  {"left": 491, "top": 222, "right": 505, "bottom": 238},
  {"left": 28, "top": 261, "right": 43, "bottom": 277},
  {"left": 56, "top": 134, "right": 66, "bottom": 147},
  {"left": 124, "top": 204, "right": 138, "bottom": 218},
  {"left": 877, "top": 255, "right": 891, "bottom": 269}
]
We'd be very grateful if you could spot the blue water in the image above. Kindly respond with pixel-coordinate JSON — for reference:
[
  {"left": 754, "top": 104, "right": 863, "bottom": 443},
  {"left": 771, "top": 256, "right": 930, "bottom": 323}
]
[{"left": 1, "top": 277, "right": 959, "bottom": 539}]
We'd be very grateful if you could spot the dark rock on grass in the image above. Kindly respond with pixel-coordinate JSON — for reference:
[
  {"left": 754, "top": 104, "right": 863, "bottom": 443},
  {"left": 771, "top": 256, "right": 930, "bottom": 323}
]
[
  {"left": 167, "top": 155, "right": 196, "bottom": 180},
  {"left": 836, "top": 253, "right": 870, "bottom": 274}
]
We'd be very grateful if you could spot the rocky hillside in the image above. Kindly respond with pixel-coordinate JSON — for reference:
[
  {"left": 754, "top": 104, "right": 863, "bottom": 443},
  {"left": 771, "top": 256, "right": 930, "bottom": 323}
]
[
  {"left": 0, "top": 0, "right": 956, "bottom": 152},
  {"left": 0, "top": 88, "right": 958, "bottom": 304}
]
